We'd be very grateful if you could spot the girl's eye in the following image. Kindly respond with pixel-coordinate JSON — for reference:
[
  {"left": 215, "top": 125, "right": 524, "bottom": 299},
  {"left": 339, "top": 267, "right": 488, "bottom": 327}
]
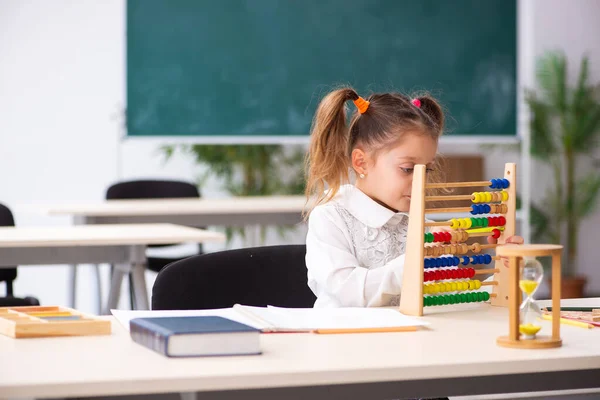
[{"left": 400, "top": 167, "right": 435, "bottom": 174}]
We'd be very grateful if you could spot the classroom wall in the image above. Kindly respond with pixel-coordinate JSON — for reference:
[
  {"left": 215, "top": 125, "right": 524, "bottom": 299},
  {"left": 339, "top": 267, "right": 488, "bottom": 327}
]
[{"left": 0, "top": 0, "right": 599, "bottom": 313}]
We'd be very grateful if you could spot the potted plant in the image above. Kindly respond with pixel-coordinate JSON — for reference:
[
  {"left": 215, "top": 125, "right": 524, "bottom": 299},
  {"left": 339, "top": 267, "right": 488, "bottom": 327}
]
[{"left": 526, "top": 50, "right": 600, "bottom": 298}]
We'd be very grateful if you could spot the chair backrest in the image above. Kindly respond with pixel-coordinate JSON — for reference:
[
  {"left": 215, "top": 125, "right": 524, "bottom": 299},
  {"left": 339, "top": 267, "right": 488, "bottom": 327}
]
[
  {"left": 106, "top": 179, "right": 200, "bottom": 200},
  {"left": 0, "top": 203, "right": 17, "bottom": 289},
  {"left": 106, "top": 179, "right": 202, "bottom": 249},
  {"left": 152, "top": 245, "right": 316, "bottom": 310}
]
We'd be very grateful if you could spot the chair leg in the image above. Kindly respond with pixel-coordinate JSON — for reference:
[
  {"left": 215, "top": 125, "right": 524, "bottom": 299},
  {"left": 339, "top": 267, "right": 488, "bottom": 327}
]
[
  {"left": 129, "top": 273, "right": 136, "bottom": 310},
  {"left": 104, "top": 265, "right": 127, "bottom": 315},
  {"left": 93, "top": 264, "right": 102, "bottom": 315},
  {"left": 130, "top": 262, "right": 150, "bottom": 310},
  {"left": 6, "top": 280, "right": 13, "bottom": 297},
  {"left": 68, "top": 265, "right": 78, "bottom": 308}
]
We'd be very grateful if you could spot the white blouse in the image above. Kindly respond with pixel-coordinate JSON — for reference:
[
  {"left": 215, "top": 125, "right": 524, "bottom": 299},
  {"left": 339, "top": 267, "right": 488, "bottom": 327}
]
[{"left": 305, "top": 185, "right": 416, "bottom": 308}]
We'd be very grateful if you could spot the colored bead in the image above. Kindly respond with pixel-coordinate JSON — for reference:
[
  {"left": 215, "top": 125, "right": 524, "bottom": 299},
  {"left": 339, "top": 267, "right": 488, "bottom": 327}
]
[
  {"left": 499, "top": 216, "right": 506, "bottom": 226},
  {"left": 461, "top": 256, "right": 469, "bottom": 265},
  {"left": 471, "top": 204, "right": 478, "bottom": 215},
  {"left": 489, "top": 179, "right": 496, "bottom": 189},
  {"left": 502, "top": 191, "right": 508, "bottom": 201},
  {"left": 484, "top": 254, "right": 492, "bottom": 264},
  {"left": 450, "top": 218, "right": 459, "bottom": 229},
  {"left": 482, "top": 291, "right": 490, "bottom": 301},
  {"left": 472, "top": 192, "right": 479, "bottom": 203},
  {"left": 501, "top": 179, "right": 509, "bottom": 189},
  {"left": 453, "top": 256, "right": 460, "bottom": 266},
  {"left": 492, "top": 228, "right": 501, "bottom": 239},
  {"left": 485, "top": 192, "right": 492, "bottom": 203}
]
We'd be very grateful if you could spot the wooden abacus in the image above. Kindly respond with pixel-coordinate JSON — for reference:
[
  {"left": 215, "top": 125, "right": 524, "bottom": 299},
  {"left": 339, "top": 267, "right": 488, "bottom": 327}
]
[
  {"left": 0, "top": 306, "right": 111, "bottom": 338},
  {"left": 400, "top": 163, "right": 517, "bottom": 316}
]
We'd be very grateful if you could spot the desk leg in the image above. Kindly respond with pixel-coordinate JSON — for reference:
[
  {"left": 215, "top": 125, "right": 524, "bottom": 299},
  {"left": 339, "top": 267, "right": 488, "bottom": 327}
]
[
  {"left": 104, "top": 266, "right": 126, "bottom": 315},
  {"left": 94, "top": 264, "right": 102, "bottom": 315},
  {"left": 130, "top": 262, "right": 150, "bottom": 310},
  {"left": 68, "top": 265, "right": 77, "bottom": 308}
]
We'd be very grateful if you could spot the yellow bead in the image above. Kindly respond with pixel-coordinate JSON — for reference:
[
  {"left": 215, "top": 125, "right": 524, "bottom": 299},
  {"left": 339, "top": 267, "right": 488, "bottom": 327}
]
[
  {"left": 445, "top": 283, "right": 452, "bottom": 292},
  {"left": 460, "top": 282, "right": 468, "bottom": 291},
  {"left": 465, "top": 218, "right": 472, "bottom": 229},
  {"left": 469, "top": 281, "right": 476, "bottom": 290},
  {"left": 502, "top": 191, "right": 509, "bottom": 201},
  {"left": 472, "top": 192, "right": 478, "bottom": 203},
  {"left": 474, "top": 280, "right": 482, "bottom": 290},
  {"left": 451, "top": 282, "right": 457, "bottom": 291},
  {"left": 450, "top": 218, "right": 459, "bottom": 229},
  {"left": 433, "top": 283, "right": 441, "bottom": 293},
  {"left": 485, "top": 192, "right": 492, "bottom": 202}
]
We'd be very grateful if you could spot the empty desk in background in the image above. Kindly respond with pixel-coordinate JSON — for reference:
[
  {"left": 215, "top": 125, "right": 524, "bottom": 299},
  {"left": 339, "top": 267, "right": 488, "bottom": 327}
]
[
  {"left": 0, "top": 299, "right": 598, "bottom": 399},
  {"left": 45, "top": 196, "right": 307, "bottom": 227},
  {"left": 0, "top": 224, "right": 225, "bottom": 313}
]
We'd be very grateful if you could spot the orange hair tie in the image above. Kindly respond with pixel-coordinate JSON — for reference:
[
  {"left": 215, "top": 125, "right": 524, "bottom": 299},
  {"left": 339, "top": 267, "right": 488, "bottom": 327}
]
[{"left": 353, "top": 96, "right": 370, "bottom": 114}]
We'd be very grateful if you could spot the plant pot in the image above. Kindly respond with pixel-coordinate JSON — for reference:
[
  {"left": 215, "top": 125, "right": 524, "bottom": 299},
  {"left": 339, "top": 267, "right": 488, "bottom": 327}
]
[{"left": 548, "top": 276, "right": 587, "bottom": 299}]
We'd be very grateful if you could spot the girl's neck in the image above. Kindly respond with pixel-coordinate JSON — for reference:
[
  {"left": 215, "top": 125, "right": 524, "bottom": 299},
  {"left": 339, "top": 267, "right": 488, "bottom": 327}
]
[{"left": 354, "top": 183, "right": 399, "bottom": 213}]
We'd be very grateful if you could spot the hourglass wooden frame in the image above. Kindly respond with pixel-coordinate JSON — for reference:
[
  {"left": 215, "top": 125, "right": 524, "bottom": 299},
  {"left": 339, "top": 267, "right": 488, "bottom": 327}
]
[
  {"left": 496, "top": 244, "right": 563, "bottom": 349},
  {"left": 400, "top": 163, "right": 516, "bottom": 316}
]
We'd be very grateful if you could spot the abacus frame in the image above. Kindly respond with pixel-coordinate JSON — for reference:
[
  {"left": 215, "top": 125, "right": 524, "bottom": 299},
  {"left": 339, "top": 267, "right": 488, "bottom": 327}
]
[{"left": 399, "top": 163, "right": 517, "bottom": 316}]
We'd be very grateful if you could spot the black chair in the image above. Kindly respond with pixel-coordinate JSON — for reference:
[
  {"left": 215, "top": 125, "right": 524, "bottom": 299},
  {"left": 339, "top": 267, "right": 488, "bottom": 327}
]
[
  {"left": 105, "top": 179, "right": 204, "bottom": 274},
  {"left": 152, "top": 245, "right": 316, "bottom": 310},
  {"left": 0, "top": 203, "right": 41, "bottom": 307}
]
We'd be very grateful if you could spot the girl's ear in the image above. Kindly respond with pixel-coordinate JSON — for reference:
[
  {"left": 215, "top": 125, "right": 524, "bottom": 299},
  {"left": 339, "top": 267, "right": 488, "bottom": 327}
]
[{"left": 351, "top": 148, "right": 368, "bottom": 175}]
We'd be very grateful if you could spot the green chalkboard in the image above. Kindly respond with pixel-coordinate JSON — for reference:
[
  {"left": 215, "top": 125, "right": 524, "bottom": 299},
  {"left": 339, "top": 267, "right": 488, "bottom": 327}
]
[{"left": 127, "top": 0, "right": 516, "bottom": 138}]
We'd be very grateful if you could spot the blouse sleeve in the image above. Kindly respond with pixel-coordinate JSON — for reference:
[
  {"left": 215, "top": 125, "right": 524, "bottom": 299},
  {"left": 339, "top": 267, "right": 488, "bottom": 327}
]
[{"left": 305, "top": 206, "right": 405, "bottom": 307}]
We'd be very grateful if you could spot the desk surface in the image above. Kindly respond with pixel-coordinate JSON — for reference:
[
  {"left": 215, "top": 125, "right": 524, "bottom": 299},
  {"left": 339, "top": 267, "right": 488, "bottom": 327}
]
[
  {"left": 44, "top": 196, "right": 308, "bottom": 217},
  {"left": 0, "top": 223, "right": 225, "bottom": 247},
  {"left": 1, "top": 300, "right": 599, "bottom": 399}
]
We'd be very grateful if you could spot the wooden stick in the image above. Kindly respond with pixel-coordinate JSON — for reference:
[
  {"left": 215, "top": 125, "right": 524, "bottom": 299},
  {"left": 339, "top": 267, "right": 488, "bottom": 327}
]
[
  {"left": 490, "top": 293, "right": 497, "bottom": 298},
  {"left": 424, "top": 221, "right": 451, "bottom": 227},
  {"left": 482, "top": 281, "right": 498, "bottom": 286},
  {"left": 474, "top": 268, "right": 500, "bottom": 274},
  {"left": 424, "top": 206, "right": 472, "bottom": 213},
  {"left": 425, "top": 194, "right": 474, "bottom": 202},
  {"left": 425, "top": 180, "right": 492, "bottom": 189}
]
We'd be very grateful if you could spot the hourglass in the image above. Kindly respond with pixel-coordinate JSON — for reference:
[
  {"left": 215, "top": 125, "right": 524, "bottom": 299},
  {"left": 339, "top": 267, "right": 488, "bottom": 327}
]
[
  {"left": 496, "top": 244, "right": 563, "bottom": 349},
  {"left": 519, "top": 258, "right": 543, "bottom": 339}
]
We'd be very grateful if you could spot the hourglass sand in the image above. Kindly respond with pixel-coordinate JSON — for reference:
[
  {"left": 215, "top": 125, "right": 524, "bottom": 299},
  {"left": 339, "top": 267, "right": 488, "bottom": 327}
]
[
  {"left": 496, "top": 244, "right": 563, "bottom": 349},
  {"left": 519, "top": 258, "right": 544, "bottom": 339}
]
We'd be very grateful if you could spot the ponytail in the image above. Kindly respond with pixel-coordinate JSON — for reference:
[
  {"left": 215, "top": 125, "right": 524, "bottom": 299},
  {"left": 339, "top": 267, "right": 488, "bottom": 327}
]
[{"left": 304, "top": 88, "right": 358, "bottom": 215}]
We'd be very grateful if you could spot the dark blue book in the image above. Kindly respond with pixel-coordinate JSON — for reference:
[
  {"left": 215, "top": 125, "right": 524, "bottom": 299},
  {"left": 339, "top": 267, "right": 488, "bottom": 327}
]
[{"left": 129, "top": 316, "right": 261, "bottom": 357}]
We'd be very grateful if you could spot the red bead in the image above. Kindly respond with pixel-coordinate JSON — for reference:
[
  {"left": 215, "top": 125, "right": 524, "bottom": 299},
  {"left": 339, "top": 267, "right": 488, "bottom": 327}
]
[
  {"left": 435, "top": 270, "right": 442, "bottom": 280},
  {"left": 451, "top": 269, "right": 459, "bottom": 279},
  {"left": 492, "top": 228, "right": 501, "bottom": 239},
  {"left": 445, "top": 232, "right": 452, "bottom": 242},
  {"left": 469, "top": 268, "right": 476, "bottom": 278},
  {"left": 458, "top": 268, "right": 465, "bottom": 278},
  {"left": 433, "top": 232, "right": 440, "bottom": 242},
  {"left": 499, "top": 216, "right": 506, "bottom": 226},
  {"left": 489, "top": 217, "right": 497, "bottom": 226},
  {"left": 441, "top": 270, "right": 448, "bottom": 280}
]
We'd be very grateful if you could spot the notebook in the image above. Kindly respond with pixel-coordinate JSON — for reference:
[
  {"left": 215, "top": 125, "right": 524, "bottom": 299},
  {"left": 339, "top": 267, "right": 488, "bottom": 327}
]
[
  {"left": 130, "top": 316, "right": 261, "bottom": 357},
  {"left": 115, "top": 305, "right": 428, "bottom": 335}
]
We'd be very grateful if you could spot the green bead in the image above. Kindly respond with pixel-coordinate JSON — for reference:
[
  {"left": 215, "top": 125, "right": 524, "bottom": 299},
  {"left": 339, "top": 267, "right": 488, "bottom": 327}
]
[
  {"left": 483, "top": 218, "right": 489, "bottom": 227},
  {"left": 483, "top": 292, "right": 490, "bottom": 301},
  {"left": 467, "top": 293, "right": 474, "bottom": 302},
  {"left": 431, "top": 296, "right": 438, "bottom": 306},
  {"left": 476, "top": 292, "right": 484, "bottom": 302},
  {"left": 424, "top": 297, "right": 431, "bottom": 307},
  {"left": 459, "top": 293, "right": 467, "bottom": 303}
]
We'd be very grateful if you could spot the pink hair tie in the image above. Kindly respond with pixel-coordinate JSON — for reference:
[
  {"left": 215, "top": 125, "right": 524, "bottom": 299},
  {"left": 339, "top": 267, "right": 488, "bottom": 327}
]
[{"left": 411, "top": 98, "right": 421, "bottom": 108}]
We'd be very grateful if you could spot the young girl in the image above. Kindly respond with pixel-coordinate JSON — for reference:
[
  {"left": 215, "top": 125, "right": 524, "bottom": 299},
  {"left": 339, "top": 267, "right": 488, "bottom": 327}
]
[{"left": 304, "top": 87, "right": 522, "bottom": 308}]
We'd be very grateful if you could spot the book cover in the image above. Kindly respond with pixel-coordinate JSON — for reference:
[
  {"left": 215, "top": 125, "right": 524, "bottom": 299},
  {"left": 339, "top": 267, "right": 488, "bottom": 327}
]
[{"left": 130, "top": 316, "right": 261, "bottom": 357}]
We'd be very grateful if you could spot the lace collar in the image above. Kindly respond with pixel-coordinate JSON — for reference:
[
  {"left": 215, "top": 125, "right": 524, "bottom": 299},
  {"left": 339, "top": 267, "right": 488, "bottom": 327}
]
[{"left": 335, "top": 185, "right": 408, "bottom": 229}]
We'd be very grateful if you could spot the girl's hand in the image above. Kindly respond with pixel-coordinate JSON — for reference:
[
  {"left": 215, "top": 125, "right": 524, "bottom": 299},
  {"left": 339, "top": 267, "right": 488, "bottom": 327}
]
[{"left": 487, "top": 235, "right": 524, "bottom": 267}]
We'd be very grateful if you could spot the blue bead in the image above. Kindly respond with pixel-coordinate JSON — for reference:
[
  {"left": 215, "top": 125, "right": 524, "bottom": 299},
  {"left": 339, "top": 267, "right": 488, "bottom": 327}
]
[
  {"left": 471, "top": 204, "right": 477, "bottom": 215},
  {"left": 484, "top": 204, "right": 491, "bottom": 213},
  {"left": 462, "top": 256, "right": 470, "bottom": 265},
  {"left": 471, "top": 256, "right": 478, "bottom": 265},
  {"left": 453, "top": 256, "right": 460, "bottom": 266},
  {"left": 424, "top": 259, "right": 430, "bottom": 268},
  {"left": 477, "top": 255, "right": 485, "bottom": 264},
  {"left": 489, "top": 179, "right": 496, "bottom": 189},
  {"left": 477, "top": 204, "right": 483, "bottom": 214},
  {"left": 435, "top": 259, "right": 441, "bottom": 268},
  {"left": 502, "top": 179, "right": 509, "bottom": 188},
  {"left": 484, "top": 254, "right": 492, "bottom": 264},
  {"left": 443, "top": 258, "right": 450, "bottom": 267}
]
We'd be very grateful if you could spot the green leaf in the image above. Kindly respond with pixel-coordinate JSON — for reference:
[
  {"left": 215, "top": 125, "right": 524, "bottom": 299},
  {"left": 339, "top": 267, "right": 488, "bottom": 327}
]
[
  {"left": 526, "top": 91, "right": 556, "bottom": 158},
  {"left": 536, "top": 51, "right": 568, "bottom": 114},
  {"left": 575, "top": 173, "right": 600, "bottom": 218}
]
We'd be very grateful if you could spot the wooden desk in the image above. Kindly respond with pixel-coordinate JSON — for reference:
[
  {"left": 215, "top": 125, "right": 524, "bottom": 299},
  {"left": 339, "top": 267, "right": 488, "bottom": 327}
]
[
  {"left": 0, "top": 224, "right": 224, "bottom": 313},
  {"left": 1, "top": 300, "right": 598, "bottom": 399},
  {"left": 45, "top": 196, "right": 308, "bottom": 227}
]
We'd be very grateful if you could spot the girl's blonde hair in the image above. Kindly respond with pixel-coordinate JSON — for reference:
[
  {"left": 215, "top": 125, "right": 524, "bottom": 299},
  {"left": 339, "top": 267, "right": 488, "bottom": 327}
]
[{"left": 304, "top": 87, "right": 445, "bottom": 215}]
